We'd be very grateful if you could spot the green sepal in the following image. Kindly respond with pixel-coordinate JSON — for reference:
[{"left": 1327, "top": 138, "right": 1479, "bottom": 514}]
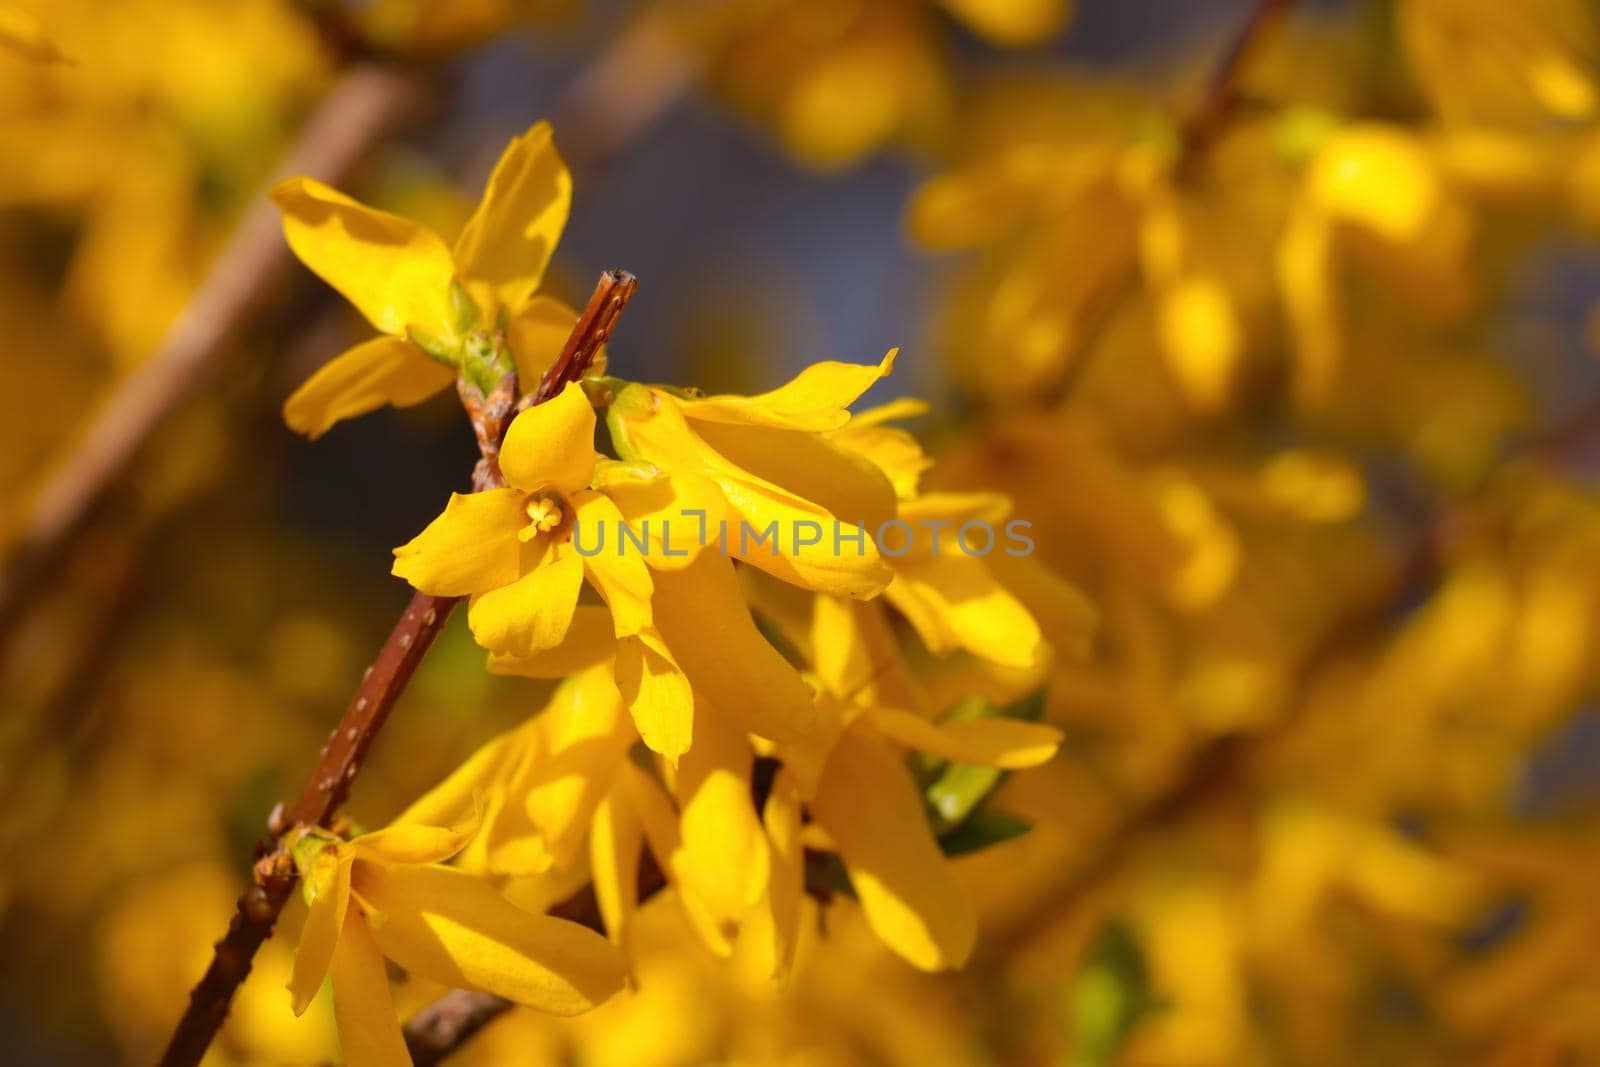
[
  {"left": 448, "top": 279, "right": 482, "bottom": 336},
  {"left": 406, "top": 324, "right": 459, "bottom": 367}
]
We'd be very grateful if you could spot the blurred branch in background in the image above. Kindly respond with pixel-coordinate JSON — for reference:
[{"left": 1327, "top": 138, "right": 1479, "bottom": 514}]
[
  {"left": 0, "top": 63, "right": 429, "bottom": 656},
  {"left": 1043, "top": 0, "right": 1297, "bottom": 407}
]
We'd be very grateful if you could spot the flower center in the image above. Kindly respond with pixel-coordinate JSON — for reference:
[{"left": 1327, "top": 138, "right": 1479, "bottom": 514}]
[{"left": 519, "top": 492, "right": 566, "bottom": 542}]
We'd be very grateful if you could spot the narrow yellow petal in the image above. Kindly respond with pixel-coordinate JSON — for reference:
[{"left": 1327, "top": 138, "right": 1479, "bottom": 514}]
[
  {"left": 392, "top": 488, "right": 526, "bottom": 598},
  {"left": 672, "top": 710, "right": 771, "bottom": 954},
  {"left": 289, "top": 851, "right": 354, "bottom": 1015},
  {"left": 884, "top": 555, "right": 1043, "bottom": 669},
  {"left": 353, "top": 820, "right": 478, "bottom": 867},
  {"left": 516, "top": 665, "right": 635, "bottom": 872},
  {"left": 356, "top": 863, "right": 626, "bottom": 1015},
  {"left": 760, "top": 768, "right": 803, "bottom": 979},
  {"left": 690, "top": 419, "right": 899, "bottom": 533},
  {"left": 811, "top": 723, "right": 976, "bottom": 971},
  {"left": 592, "top": 464, "right": 729, "bottom": 572},
  {"left": 329, "top": 910, "right": 410, "bottom": 1067},
  {"left": 486, "top": 606, "right": 618, "bottom": 679},
  {"left": 615, "top": 630, "right": 694, "bottom": 763},
  {"left": 811, "top": 596, "right": 927, "bottom": 713},
  {"left": 572, "top": 491, "right": 653, "bottom": 636},
  {"left": 677, "top": 350, "right": 898, "bottom": 430},
  {"left": 272, "top": 176, "right": 456, "bottom": 339},
  {"left": 394, "top": 718, "right": 531, "bottom": 829},
  {"left": 284, "top": 336, "right": 454, "bottom": 439},
  {"left": 620, "top": 761, "right": 682, "bottom": 875},
  {"left": 864, "top": 705, "right": 1062, "bottom": 768},
  {"left": 499, "top": 381, "right": 596, "bottom": 494},
  {"left": 590, "top": 779, "right": 643, "bottom": 951},
  {"left": 651, "top": 551, "right": 833, "bottom": 791},
  {"left": 453, "top": 122, "right": 571, "bottom": 312},
  {"left": 611, "top": 386, "right": 891, "bottom": 597},
  {"left": 467, "top": 542, "right": 585, "bottom": 657}
]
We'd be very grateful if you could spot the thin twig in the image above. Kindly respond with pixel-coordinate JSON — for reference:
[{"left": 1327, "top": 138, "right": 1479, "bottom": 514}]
[
  {"left": 0, "top": 64, "right": 429, "bottom": 657},
  {"left": 156, "top": 271, "right": 635, "bottom": 1067},
  {"left": 1042, "top": 0, "right": 1296, "bottom": 406}
]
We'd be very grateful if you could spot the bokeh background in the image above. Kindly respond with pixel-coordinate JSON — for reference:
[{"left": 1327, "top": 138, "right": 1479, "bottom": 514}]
[{"left": 5, "top": 0, "right": 1600, "bottom": 1064}]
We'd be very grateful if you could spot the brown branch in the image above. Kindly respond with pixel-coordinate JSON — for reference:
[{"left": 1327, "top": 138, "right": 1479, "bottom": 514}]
[
  {"left": 157, "top": 270, "right": 636, "bottom": 1067},
  {"left": 1042, "top": 0, "right": 1296, "bottom": 406},
  {"left": 0, "top": 64, "right": 429, "bottom": 658}
]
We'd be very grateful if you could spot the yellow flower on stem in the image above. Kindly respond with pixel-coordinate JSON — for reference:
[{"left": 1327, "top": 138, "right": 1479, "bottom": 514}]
[
  {"left": 287, "top": 818, "right": 626, "bottom": 1067},
  {"left": 392, "top": 381, "right": 696, "bottom": 761},
  {"left": 802, "top": 596, "right": 1066, "bottom": 972},
  {"left": 273, "top": 120, "right": 577, "bottom": 437}
]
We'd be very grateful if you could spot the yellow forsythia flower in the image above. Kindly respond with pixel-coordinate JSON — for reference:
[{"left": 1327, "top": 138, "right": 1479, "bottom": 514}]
[
  {"left": 288, "top": 818, "right": 626, "bottom": 1066},
  {"left": 392, "top": 382, "right": 697, "bottom": 761},
  {"left": 274, "top": 121, "right": 576, "bottom": 437}
]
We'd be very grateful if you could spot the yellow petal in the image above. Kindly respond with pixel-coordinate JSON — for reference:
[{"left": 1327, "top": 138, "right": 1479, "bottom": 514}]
[
  {"left": 572, "top": 490, "right": 653, "bottom": 636},
  {"left": 690, "top": 418, "right": 898, "bottom": 533},
  {"left": 453, "top": 122, "right": 571, "bottom": 312},
  {"left": 356, "top": 863, "right": 626, "bottom": 1014},
  {"left": 677, "top": 350, "right": 898, "bottom": 431},
  {"left": 272, "top": 176, "right": 456, "bottom": 339},
  {"left": 884, "top": 555, "right": 1044, "bottom": 669},
  {"left": 289, "top": 850, "right": 354, "bottom": 1015},
  {"left": 619, "top": 760, "right": 682, "bottom": 875},
  {"left": 611, "top": 386, "right": 891, "bottom": 597},
  {"left": 591, "top": 464, "right": 729, "bottom": 572},
  {"left": 811, "top": 723, "right": 976, "bottom": 971},
  {"left": 392, "top": 488, "right": 527, "bottom": 597},
  {"left": 353, "top": 819, "right": 479, "bottom": 866},
  {"left": 467, "top": 541, "right": 585, "bottom": 657},
  {"left": 758, "top": 767, "right": 803, "bottom": 979},
  {"left": 499, "top": 380, "right": 596, "bottom": 494},
  {"left": 615, "top": 629, "right": 694, "bottom": 763},
  {"left": 812, "top": 596, "right": 927, "bottom": 712},
  {"left": 508, "top": 295, "right": 579, "bottom": 391},
  {"left": 984, "top": 552, "right": 1098, "bottom": 661},
  {"left": 486, "top": 606, "right": 618, "bottom": 679},
  {"left": 864, "top": 705, "right": 1062, "bottom": 768},
  {"left": 651, "top": 551, "right": 834, "bottom": 791},
  {"left": 590, "top": 778, "right": 643, "bottom": 950},
  {"left": 672, "top": 709, "right": 771, "bottom": 955},
  {"left": 328, "top": 909, "right": 410, "bottom": 1067},
  {"left": 284, "top": 336, "right": 454, "bottom": 439},
  {"left": 514, "top": 665, "right": 635, "bottom": 872},
  {"left": 394, "top": 718, "right": 531, "bottom": 829}
]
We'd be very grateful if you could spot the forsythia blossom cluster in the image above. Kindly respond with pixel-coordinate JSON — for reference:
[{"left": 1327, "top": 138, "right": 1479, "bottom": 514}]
[{"left": 273, "top": 120, "right": 1094, "bottom": 1062}]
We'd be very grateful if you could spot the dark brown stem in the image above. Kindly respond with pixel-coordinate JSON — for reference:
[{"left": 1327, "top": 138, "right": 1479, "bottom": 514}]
[
  {"left": 156, "top": 271, "right": 636, "bottom": 1067},
  {"left": 0, "top": 64, "right": 428, "bottom": 660},
  {"left": 1176, "top": 0, "right": 1295, "bottom": 171},
  {"left": 1043, "top": 0, "right": 1296, "bottom": 405}
]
